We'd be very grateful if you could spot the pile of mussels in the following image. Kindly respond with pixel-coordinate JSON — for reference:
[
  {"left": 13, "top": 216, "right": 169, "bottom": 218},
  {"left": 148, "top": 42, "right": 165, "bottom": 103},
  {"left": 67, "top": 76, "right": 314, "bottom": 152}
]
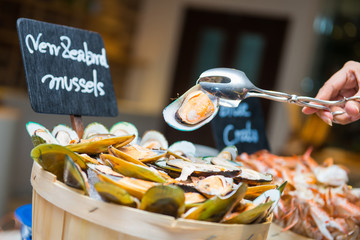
[{"left": 27, "top": 121, "right": 284, "bottom": 224}]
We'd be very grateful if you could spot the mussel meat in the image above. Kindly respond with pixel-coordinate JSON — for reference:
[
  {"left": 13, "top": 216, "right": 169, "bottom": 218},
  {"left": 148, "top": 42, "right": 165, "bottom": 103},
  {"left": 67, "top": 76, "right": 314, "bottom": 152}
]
[{"left": 163, "top": 85, "right": 219, "bottom": 131}]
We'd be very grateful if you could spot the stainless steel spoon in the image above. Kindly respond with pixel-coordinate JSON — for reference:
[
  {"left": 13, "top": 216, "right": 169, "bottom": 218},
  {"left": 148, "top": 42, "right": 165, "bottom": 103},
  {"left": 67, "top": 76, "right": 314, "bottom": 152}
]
[{"left": 197, "top": 68, "right": 360, "bottom": 116}]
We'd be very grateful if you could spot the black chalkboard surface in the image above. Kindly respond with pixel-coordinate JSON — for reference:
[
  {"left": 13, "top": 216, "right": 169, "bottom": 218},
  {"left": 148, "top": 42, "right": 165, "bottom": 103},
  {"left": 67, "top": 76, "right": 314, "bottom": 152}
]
[
  {"left": 17, "top": 18, "right": 118, "bottom": 117},
  {"left": 211, "top": 98, "right": 270, "bottom": 154}
]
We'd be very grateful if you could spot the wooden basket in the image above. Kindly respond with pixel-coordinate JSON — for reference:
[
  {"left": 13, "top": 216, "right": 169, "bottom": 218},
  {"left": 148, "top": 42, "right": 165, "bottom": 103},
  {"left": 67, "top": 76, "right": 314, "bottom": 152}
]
[{"left": 31, "top": 162, "right": 272, "bottom": 240}]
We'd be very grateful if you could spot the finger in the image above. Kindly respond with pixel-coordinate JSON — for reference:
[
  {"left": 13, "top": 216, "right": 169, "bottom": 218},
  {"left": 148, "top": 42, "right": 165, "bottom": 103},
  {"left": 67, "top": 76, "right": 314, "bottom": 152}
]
[
  {"left": 345, "top": 100, "right": 360, "bottom": 117},
  {"left": 331, "top": 105, "right": 354, "bottom": 125},
  {"left": 316, "top": 110, "right": 333, "bottom": 126},
  {"left": 302, "top": 106, "right": 318, "bottom": 115}
]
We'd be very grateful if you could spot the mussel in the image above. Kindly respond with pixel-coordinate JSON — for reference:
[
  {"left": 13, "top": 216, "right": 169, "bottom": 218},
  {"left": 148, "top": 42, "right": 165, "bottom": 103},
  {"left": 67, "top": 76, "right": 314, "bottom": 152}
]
[
  {"left": 52, "top": 124, "right": 79, "bottom": 145},
  {"left": 140, "top": 130, "right": 168, "bottom": 150},
  {"left": 222, "top": 200, "right": 274, "bottom": 224},
  {"left": 163, "top": 85, "right": 219, "bottom": 131},
  {"left": 66, "top": 135, "right": 135, "bottom": 155},
  {"left": 30, "top": 144, "right": 87, "bottom": 182},
  {"left": 26, "top": 122, "right": 58, "bottom": 146},
  {"left": 166, "top": 159, "right": 240, "bottom": 179},
  {"left": 183, "top": 183, "right": 247, "bottom": 222},
  {"left": 234, "top": 168, "right": 273, "bottom": 185},
  {"left": 140, "top": 185, "right": 185, "bottom": 218},
  {"left": 113, "top": 145, "right": 166, "bottom": 164},
  {"left": 94, "top": 181, "right": 139, "bottom": 208},
  {"left": 63, "top": 155, "right": 89, "bottom": 195},
  {"left": 195, "top": 175, "right": 233, "bottom": 197},
  {"left": 83, "top": 122, "right": 110, "bottom": 139},
  {"left": 31, "top": 144, "right": 88, "bottom": 194},
  {"left": 100, "top": 154, "right": 167, "bottom": 183},
  {"left": 110, "top": 121, "right": 139, "bottom": 144}
]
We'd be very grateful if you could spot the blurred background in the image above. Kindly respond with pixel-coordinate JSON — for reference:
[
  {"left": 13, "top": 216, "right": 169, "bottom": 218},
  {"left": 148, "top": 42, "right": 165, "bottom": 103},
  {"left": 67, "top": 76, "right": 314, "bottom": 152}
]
[{"left": 0, "top": 0, "right": 360, "bottom": 231}]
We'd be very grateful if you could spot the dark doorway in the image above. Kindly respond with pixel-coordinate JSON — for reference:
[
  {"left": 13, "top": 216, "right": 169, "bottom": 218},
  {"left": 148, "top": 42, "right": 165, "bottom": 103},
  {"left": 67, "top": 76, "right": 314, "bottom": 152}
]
[{"left": 163, "top": 8, "right": 288, "bottom": 148}]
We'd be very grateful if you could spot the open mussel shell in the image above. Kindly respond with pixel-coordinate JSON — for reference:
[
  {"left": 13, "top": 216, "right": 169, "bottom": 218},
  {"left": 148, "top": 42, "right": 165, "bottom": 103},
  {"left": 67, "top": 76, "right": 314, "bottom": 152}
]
[
  {"left": 100, "top": 154, "right": 167, "bottom": 183},
  {"left": 163, "top": 84, "right": 219, "bottom": 131},
  {"left": 87, "top": 163, "right": 122, "bottom": 177},
  {"left": 113, "top": 145, "right": 166, "bottom": 164},
  {"left": 94, "top": 181, "right": 139, "bottom": 208},
  {"left": 63, "top": 155, "right": 89, "bottom": 195},
  {"left": 183, "top": 183, "right": 247, "bottom": 222},
  {"left": 90, "top": 165, "right": 156, "bottom": 199},
  {"left": 26, "top": 122, "right": 58, "bottom": 146},
  {"left": 140, "top": 185, "right": 185, "bottom": 218},
  {"left": 167, "top": 159, "right": 240, "bottom": 178},
  {"left": 195, "top": 175, "right": 233, "bottom": 197},
  {"left": 31, "top": 135, "right": 47, "bottom": 147},
  {"left": 31, "top": 144, "right": 87, "bottom": 182},
  {"left": 244, "top": 185, "right": 277, "bottom": 200},
  {"left": 140, "top": 130, "right": 168, "bottom": 150},
  {"left": 66, "top": 135, "right": 135, "bottom": 155},
  {"left": 108, "top": 146, "right": 147, "bottom": 167},
  {"left": 52, "top": 124, "right": 79, "bottom": 145},
  {"left": 153, "top": 159, "right": 182, "bottom": 178},
  {"left": 252, "top": 189, "right": 281, "bottom": 218},
  {"left": 210, "top": 157, "right": 242, "bottom": 169},
  {"left": 168, "top": 141, "right": 196, "bottom": 158},
  {"left": 277, "top": 180, "right": 288, "bottom": 194},
  {"left": 222, "top": 200, "right": 274, "bottom": 224},
  {"left": 83, "top": 122, "right": 110, "bottom": 139},
  {"left": 110, "top": 121, "right": 139, "bottom": 144},
  {"left": 217, "top": 146, "right": 238, "bottom": 161},
  {"left": 234, "top": 168, "right": 273, "bottom": 185},
  {"left": 184, "top": 192, "right": 207, "bottom": 208}
]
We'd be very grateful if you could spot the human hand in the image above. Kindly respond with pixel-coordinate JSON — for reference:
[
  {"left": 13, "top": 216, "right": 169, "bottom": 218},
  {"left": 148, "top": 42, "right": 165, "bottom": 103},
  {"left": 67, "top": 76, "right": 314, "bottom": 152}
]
[{"left": 302, "top": 61, "right": 360, "bottom": 125}]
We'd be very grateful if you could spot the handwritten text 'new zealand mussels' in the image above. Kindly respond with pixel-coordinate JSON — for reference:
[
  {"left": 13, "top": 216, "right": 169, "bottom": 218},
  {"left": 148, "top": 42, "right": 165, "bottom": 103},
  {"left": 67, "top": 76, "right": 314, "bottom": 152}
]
[{"left": 25, "top": 33, "right": 107, "bottom": 97}]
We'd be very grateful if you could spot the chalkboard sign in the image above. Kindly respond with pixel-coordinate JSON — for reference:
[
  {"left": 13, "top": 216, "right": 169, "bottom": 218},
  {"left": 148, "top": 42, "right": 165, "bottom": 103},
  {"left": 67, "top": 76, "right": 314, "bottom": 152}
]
[
  {"left": 16, "top": 18, "right": 118, "bottom": 117},
  {"left": 211, "top": 98, "right": 270, "bottom": 154}
]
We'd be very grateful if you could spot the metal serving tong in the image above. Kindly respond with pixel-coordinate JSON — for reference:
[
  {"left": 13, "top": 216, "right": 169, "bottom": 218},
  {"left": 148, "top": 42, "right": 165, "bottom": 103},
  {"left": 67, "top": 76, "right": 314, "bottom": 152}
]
[{"left": 197, "top": 68, "right": 360, "bottom": 115}]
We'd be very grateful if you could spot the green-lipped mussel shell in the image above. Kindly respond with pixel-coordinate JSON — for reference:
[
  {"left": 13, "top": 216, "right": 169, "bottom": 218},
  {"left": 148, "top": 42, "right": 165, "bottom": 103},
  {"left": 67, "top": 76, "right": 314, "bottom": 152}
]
[
  {"left": 166, "top": 159, "right": 240, "bottom": 178},
  {"left": 184, "top": 183, "right": 247, "bottom": 222},
  {"left": 100, "top": 154, "right": 166, "bottom": 183},
  {"left": 166, "top": 150, "right": 192, "bottom": 162},
  {"left": 63, "top": 155, "right": 89, "bottom": 195},
  {"left": 217, "top": 145, "right": 238, "bottom": 161},
  {"left": 30, "top": 135, "right": 47, "bottom": 147},
  {"left": 233, "top": 168, "right": 273, "bottom": 185},
  {"left": 244, "top": 185, "right": 277, "bottom": 200},
  {"left": 108, "top": 146, "right": 147, "bottom": 167},
  {"left": 277, "top": 181, "right": 288, "bottom": 194},
  {"left": 140, "top": 185, "right": 185, "bottom": 218},
  {"left": 153, "top": 159, "right": 182, "bottom": 178},
  {"left": 94, "top": 169, "right": 156, "bottom": 199},
  {"left": 66, "top": 135, "right": 135, "bottom": 155},
  {"left": 222, "top": 201, "right": 274, "bottom": 224},
  {"left": 30, "top": 144, "right": 87, "bottom": 181},
  {"left": 210, "top": 157, "right": 242, "bottom": 169},
  {"left": 94, "top": 181, "right": 138, "bottom": 208},
  {"left": 113, "top": 145, "right": 166, "bottom": 164}
]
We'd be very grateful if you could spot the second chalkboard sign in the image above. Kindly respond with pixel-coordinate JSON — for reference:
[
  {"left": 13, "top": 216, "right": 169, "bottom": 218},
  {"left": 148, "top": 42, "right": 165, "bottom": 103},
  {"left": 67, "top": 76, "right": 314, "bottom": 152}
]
[
  {"left": 211, "top": 98, "right": 270, "bottom": 154},
  {"left": 17, "top": 18, "right": 118, "bottom": 117}
]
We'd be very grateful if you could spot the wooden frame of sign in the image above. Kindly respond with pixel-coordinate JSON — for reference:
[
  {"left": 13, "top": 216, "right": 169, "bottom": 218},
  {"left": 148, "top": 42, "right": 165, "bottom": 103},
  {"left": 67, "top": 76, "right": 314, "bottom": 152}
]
[{"left": 17, "top": 18, "right": 118, "bottom": 137}]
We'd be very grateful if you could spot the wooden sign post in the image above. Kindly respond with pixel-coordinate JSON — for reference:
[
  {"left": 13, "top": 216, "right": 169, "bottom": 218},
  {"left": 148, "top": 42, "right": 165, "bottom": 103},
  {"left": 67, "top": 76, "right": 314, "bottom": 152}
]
[
  {"left": 211, "top": 98, "right": 270, "bottom": 154},
  {"left": 17, "top": 18, "right": 118, "bottom": 135}
]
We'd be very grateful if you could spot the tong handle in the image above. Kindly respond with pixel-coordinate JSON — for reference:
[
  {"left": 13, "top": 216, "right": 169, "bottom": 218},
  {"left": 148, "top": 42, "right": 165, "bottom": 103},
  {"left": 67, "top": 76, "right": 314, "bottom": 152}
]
[{"left": 248, "top": 90, "right": 360, "bottom": 110}]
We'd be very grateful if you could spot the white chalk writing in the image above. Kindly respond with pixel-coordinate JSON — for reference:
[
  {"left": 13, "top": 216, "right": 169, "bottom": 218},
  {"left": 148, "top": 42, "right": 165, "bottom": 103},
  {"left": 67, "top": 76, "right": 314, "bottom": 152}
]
[
  {"left": 223, "top": 121, "right": 259, "bottom": 145},
  {"left": 41, "top": 69, "right": 105, "bottom": 97},
  {"left": 25, "top": 33, "right": 109, "bottom": 68},
  {"left": 219, "top": 103, "right": 251, "bottom": 118}
]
